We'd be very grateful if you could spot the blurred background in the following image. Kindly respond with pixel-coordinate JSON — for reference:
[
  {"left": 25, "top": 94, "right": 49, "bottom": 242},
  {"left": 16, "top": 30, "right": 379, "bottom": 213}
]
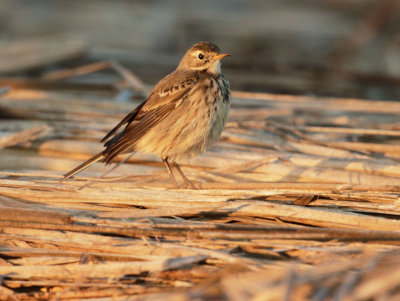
[{"left": 1, "top": 0, "right": 400, "bottom": 100}]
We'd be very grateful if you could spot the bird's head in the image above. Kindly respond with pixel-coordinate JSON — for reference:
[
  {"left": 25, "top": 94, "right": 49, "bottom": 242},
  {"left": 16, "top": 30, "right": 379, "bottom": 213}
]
[{"left": 177, "top": 42, "right": 230, "bottom": 74}]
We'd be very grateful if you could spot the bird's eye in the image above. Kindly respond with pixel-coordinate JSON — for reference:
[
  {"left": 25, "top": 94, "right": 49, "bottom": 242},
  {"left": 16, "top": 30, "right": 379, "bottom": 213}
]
[{"left": 198, "top": 53, "right": 204, "bottom": 60}]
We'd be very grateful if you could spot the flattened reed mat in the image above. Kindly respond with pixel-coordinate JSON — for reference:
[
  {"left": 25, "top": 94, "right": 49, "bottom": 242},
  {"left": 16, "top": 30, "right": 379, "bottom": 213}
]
[{"left": 1, "top": 83, "right": 400, "bottom": 300}]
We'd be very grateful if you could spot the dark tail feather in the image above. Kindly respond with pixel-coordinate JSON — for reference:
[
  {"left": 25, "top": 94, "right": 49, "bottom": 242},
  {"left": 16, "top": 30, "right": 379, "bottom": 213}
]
[{"left": 60, "top": 152, "right": 104, "bottom": 182}]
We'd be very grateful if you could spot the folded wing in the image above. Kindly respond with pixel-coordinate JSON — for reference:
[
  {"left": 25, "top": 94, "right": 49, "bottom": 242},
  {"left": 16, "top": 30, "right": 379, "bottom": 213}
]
[{"left": 101, "top": 71, "right": 198, "bottom": 164}]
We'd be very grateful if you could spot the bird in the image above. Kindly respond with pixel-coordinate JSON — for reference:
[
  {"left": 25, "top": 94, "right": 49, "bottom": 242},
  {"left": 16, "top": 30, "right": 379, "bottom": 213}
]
[{"left": 61, "top": 41, "right": 231, "bottom": 188}]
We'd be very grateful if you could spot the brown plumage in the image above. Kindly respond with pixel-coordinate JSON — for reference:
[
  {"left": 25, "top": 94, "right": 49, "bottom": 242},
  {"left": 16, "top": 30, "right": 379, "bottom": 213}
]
[{"left": 61, "top": 41, "right": 231, "bottom": 188}]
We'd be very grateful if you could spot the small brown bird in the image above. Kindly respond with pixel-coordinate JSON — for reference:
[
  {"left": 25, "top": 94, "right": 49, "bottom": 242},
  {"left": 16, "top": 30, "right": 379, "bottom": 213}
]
[{"left": 61, "top": 42, "right": 231, "bottom": 187}]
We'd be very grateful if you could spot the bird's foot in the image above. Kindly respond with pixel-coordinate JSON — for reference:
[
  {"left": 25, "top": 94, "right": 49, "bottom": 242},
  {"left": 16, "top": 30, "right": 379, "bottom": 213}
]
[{"left": 180, "top": 179, "right": 197, "bottom": 189}]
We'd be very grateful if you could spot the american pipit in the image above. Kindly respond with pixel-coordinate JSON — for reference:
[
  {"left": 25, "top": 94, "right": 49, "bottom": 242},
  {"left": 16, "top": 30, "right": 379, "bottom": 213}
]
[{"left": 61, "top": 41, "right": 231, "bottom": 187}]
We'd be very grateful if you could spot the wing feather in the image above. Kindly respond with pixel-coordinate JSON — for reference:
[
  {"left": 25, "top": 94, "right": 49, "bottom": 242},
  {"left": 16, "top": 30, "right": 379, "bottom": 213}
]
[
  {"left": 102, "top": 71, "right": 198, "bottom": 163},
  {"left": 103, "top": 102, "right": 177, "bottom": 163},
  {"left": 100, "top": 102, "right": 144, "bottom": 144}
]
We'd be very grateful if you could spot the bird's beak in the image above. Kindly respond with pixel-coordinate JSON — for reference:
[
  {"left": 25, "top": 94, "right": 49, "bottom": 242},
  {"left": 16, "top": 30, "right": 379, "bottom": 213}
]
[{"left": 214, "top": 53, "right": 231, "bottom": 61}]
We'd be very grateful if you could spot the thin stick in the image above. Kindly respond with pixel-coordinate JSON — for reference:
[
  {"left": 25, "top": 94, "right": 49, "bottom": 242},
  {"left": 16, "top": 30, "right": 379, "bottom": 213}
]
[
  {"left": 41, "top": 61, "right": 110, "bottom": 81},
  {"left": 109, "top": 60, "right": 149, "bottom": 95},
  {"left": 41, "top": 60, "right": 149, "bottom": 95}
]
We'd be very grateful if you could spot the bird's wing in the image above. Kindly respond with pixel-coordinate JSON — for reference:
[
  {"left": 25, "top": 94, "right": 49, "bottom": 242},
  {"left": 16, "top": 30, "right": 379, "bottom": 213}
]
[
  {"left": 100, "top": 101, "right": 145, "bottom": 144},
  {"left": 139, "top": 72, "right": 198, "bottom": 113},
  {"left": 101, "top": 71, "right": 197, "bottom": 145},
  {"left": 102, "top": 71, "right": 199, "bottom": 164}
]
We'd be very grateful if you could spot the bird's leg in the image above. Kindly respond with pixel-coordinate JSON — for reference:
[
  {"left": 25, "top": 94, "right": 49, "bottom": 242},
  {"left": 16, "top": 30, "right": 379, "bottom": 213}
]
[
  {"left": 173, "top": 162, "right": 196, "bottom": 189},
  {"left": 162, "top": 157, "right": 179, "bottom": 188}
]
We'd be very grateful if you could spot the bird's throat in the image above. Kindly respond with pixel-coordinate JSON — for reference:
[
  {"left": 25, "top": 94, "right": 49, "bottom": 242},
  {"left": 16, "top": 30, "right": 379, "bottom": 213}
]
[{"left": 207, "top": 61, "right": 221, "bottom": 75}]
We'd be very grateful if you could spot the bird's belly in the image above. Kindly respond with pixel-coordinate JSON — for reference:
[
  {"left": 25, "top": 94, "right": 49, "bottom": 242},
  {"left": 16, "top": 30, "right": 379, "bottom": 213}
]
[{"left": 135, "top": 98, "right": 230, "bottom": 161}]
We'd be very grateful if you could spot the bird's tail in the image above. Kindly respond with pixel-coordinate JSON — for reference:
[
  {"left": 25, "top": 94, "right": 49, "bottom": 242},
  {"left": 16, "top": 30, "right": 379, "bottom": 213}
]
[{"left": 60, "top": 152, "right": 104, "bottom": 182}]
